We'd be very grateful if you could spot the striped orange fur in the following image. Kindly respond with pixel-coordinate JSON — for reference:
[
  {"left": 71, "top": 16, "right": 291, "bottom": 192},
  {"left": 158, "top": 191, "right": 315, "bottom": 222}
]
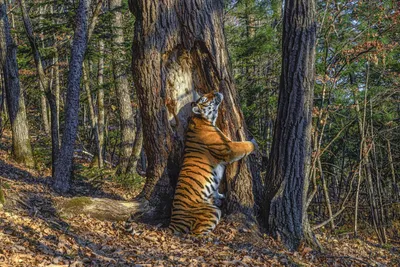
[{"left": 169, "top": 92, "right": 255, "bottom": 235}]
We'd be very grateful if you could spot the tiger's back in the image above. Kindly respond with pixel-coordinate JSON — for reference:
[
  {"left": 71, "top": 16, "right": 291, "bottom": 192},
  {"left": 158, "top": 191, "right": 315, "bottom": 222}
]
[
  {"left": 169, "top": 92, "right": 255, "bottom": 235},
  {"left": 169, "top": 116, "right": 225, "bottom": 234}
]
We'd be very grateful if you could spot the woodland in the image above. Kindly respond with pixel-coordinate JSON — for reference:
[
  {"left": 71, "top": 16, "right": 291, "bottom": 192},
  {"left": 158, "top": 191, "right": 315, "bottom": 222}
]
[{"left": 0, "top": 0, "right": 399, "bottom": 266}]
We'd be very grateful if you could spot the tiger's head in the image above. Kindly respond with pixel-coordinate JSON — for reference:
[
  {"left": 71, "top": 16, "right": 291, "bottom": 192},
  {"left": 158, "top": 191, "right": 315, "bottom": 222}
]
[{"left": 192, "top": 91, "right": 223, "bottom": 125}]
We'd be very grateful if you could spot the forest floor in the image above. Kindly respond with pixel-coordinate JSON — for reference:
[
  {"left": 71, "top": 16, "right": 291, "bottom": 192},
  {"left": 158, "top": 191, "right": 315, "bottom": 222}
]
[{"left": 0, "top": 136, "right": 399, "bottom": 266}]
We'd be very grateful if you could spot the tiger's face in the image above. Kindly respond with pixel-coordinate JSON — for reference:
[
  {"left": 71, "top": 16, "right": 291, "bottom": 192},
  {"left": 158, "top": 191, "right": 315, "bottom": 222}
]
[{"left": 192, "top": 91, "right": 223, "bottom": 125}]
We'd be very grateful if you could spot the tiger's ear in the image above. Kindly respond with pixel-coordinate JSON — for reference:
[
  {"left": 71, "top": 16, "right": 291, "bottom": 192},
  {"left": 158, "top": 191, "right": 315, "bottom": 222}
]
[{"left": 192, "top": 105, "right": 201, "bottom": 114}]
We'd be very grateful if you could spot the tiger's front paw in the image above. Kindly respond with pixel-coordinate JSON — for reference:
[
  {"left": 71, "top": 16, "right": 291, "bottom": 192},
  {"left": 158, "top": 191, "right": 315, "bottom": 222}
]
[
  {"left": 214, "top": 198, "right": 222, "bottom": 207},
  {"left": 216, "top": 192, "right": 225, "bottom": 199},
  {"left": 250, "top": 138, "right": 259, "bottom": 153}
]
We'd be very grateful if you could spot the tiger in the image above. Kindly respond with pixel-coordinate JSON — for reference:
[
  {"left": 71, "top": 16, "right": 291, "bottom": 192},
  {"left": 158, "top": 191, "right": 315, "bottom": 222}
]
[{"left": 169, "top": 91, "right": 256, "bottom": 235}]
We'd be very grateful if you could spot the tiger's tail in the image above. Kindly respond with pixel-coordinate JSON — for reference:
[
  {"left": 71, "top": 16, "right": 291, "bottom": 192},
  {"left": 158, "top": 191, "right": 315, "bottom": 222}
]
[{"left": 124, "top": 213, "right": 137, "bottom": 234}]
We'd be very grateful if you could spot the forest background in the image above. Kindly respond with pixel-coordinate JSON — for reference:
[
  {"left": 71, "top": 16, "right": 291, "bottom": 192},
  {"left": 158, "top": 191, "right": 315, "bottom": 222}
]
[{"left": 0, "top": 0, "right": 399, "bottom": 266}]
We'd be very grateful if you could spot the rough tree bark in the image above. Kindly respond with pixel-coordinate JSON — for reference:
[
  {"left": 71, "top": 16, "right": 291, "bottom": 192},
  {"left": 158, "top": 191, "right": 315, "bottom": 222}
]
[
  {"left": 110, "top": 0, "right": 137, "bottom": 176},
  {"left": 53, "top": 0, "right": 89, "bottom": 193},
  {"left": 263, "top": 0, "right": 318, "bottom": 250},
  {"left": 0, "top": 0, "right": 34, "bottom": 167},
  {"left": 128, "top": 0, "right": 257, "bottom": 221}
]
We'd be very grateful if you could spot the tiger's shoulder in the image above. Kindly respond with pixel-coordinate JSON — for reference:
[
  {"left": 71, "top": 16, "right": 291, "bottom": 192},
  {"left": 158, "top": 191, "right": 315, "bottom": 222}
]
[{"left": 186, "top": 116, "right": 227, "bottom": 142}]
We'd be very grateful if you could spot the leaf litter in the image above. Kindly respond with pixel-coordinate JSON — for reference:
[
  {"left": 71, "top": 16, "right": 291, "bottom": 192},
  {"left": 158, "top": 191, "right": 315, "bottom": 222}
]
[{"left": 0, "top": 150, "right": 399, "bottom": 266}]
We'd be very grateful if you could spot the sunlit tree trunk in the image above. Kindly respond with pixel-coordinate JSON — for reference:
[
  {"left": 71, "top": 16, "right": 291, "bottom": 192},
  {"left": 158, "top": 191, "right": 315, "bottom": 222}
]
[
  {"left": 38, "top": 4, "right": 50, "bottom": 134},
  {"left": 83, "top": 61, "right": 99, "bottom": 158},
  {"left": 53, "top": 0, "right": 89, "bottom": 193},
  {"left": 97, "top": 40, "right": 105, "bottom": 168},
  {"left": 128, "top": 0, "right": 257, "bottom": 220},
  {"left": 18, "top": 0, "right": 60, "bottom": 173},
  {"left": 263, "top": 0, "right": 318, "bottom": 250},
  {"left": 126, "top": 111, "right": 143, "bottom": 174},
  {"left": 0, "top": 0, "right": 34, "bottom": 167},
  {"left": 110, "top": 0, "right": 136, "bottom": 176},
  {"left": 52, "top": 47, "right": 60, "bottom": 147}
]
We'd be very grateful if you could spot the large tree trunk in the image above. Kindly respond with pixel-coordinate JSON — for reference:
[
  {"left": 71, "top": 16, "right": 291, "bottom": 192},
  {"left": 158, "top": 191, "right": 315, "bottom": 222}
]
[
  {"left": 0, "top": 0, "right": 34, "bottom": 167},
  {"left": 53, "top": 0, "right": 89, "bottom": 193},
  {"left": 128, "top": 0, "right": 257, "bottom": 220},
  {"left": 263, "top": 0, "right": 318, "bottom": 251},
  {"left": 110, "top": 0, "right": 137, "bottom": 176}
]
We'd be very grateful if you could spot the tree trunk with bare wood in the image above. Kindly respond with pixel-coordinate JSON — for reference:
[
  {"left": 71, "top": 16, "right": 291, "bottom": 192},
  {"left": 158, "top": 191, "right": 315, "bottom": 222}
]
[{"left": 128, "top": 0, "right": 258, "bottom": 221}]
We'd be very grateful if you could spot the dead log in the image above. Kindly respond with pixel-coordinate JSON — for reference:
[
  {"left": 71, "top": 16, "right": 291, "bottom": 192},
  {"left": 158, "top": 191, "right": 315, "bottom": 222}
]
[{"left": 56, "top": 197, "right": 145, "bottom": 222}]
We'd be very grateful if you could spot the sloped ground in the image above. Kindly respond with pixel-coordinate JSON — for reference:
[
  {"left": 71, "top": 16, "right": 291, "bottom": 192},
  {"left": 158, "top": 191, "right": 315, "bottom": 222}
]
[{"left": 0, "top": 147, "right": 399, "bottom": 266}]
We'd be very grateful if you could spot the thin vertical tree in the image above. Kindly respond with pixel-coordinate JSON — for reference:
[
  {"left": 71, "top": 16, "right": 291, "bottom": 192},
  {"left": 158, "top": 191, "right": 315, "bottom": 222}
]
[
  {"left": 97, "top": 40, "right": 105, "bottom": 168},
  {"left": 18, "top": 0, "right": 61, "bottom": 173},
  {"left": 0, "top": 0, "right": 34, "bottom": 167},
  {"left": 263, "top": 0, "right": 318, "bottom": 250},
  {"left": 53, "top": 0, "right": 89, "bottom": 193}
]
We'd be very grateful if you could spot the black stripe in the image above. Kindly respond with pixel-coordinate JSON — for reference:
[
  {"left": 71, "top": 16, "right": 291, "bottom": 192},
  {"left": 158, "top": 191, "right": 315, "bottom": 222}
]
[
  {"left": 175, "top": 185, "right": 193, "bottom": 196},
  {"left": 170, "top": 223, "right": 187, "bottom": 233},
  {"left": 185, "top": 143, "right": 208, "bottom": 152},
  {"left": 186, "top": 127, "right": 197, "bottom": 134},
  {"left": 210, "top": 183, "right": 216, "bottom": 192},
  {"left": 178, "top": 180, "right": 203, "bottom": 198},
  {"left": 182, "top": 170, "right": 212, "bottom": 184},
  {"left": 205, "top": 185, "right": 211, "bottom": 194},
  {"left": 181, "top": 163, "right": 213, "bottom": 174},
  {"left": 209, "top": 150, "right": 226, "bottom": 160},
  {"left": 179, "top": 175, "right": 204, "bottom": 189},
  {"left": 173, "top": 194, "right": 197, "bottom": 208},
  {"left": 184, "top": 148, "right": 205, "bottom": 154}
]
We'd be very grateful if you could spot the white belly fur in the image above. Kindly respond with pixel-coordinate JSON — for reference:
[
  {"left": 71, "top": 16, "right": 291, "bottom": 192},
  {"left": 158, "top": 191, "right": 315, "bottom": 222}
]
[
  {"left": 213, "top": 164, "right": 225, "bottom": 183},
  {"left": 213, "top": 164, "right": 225, "bottom": 199}
]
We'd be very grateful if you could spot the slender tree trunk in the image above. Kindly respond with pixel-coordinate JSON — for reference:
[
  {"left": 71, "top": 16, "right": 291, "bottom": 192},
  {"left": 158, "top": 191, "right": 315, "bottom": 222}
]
[
  {"left": 38, "top": 4, "right": 50, "bottom": 134},
  {"left": 87, "top": 0, "right": 103, "bottom": 42},
  {"left": 129, "top": 0, "right": 257, "bottom": 220},
  {"left": 386, "top": 140, "right": 397, "bottom": 202},
  {"left": 83, "top": 61, "right": 99, "bottom": 148},
  {"left": 0, "top": 0, "right": 34, "bottom": 167},
  {"left": 39, "top": 83, "right": 50, "bottom": 134},
  {"left": 263, "top": 0, "right": 318, "bottom": 250},
  {"left": 110, "top": 0, "right": 136, "bottom": 176},
  {"left": 18, "top": 0, "right": 61, "bottom": 173},
  {"left": 47, "top": 85, "right": 59, "bottom": 175},
  {"left": 97, "top": 40, "right": 105, "bottom": 168},
  {"left": 318, "top": 157, "right": 335, "bottom": 230},
  {"left": 53, "top": 0, "right": 89, "bottom": 193},
  {"left": 52, "top": 3, "right": 61, "bottom": 148},
  {"left": 0, "top": 72, "right": 4, "bottom": 136},
  {"left": 126, "top": 111, "right": 143, "bottom": 174},
  {"left": 52, "top": 48, "right": 60, "bottom": 147}
]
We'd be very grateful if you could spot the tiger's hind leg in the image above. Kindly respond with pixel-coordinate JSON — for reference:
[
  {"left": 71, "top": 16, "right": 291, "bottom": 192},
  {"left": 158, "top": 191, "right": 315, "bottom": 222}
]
[
  {"left": 191, "top": 203, "right": 221, "bottom": 235},
  {"left": 169, "top": 208, "right": 196, "bottom": 234}
]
